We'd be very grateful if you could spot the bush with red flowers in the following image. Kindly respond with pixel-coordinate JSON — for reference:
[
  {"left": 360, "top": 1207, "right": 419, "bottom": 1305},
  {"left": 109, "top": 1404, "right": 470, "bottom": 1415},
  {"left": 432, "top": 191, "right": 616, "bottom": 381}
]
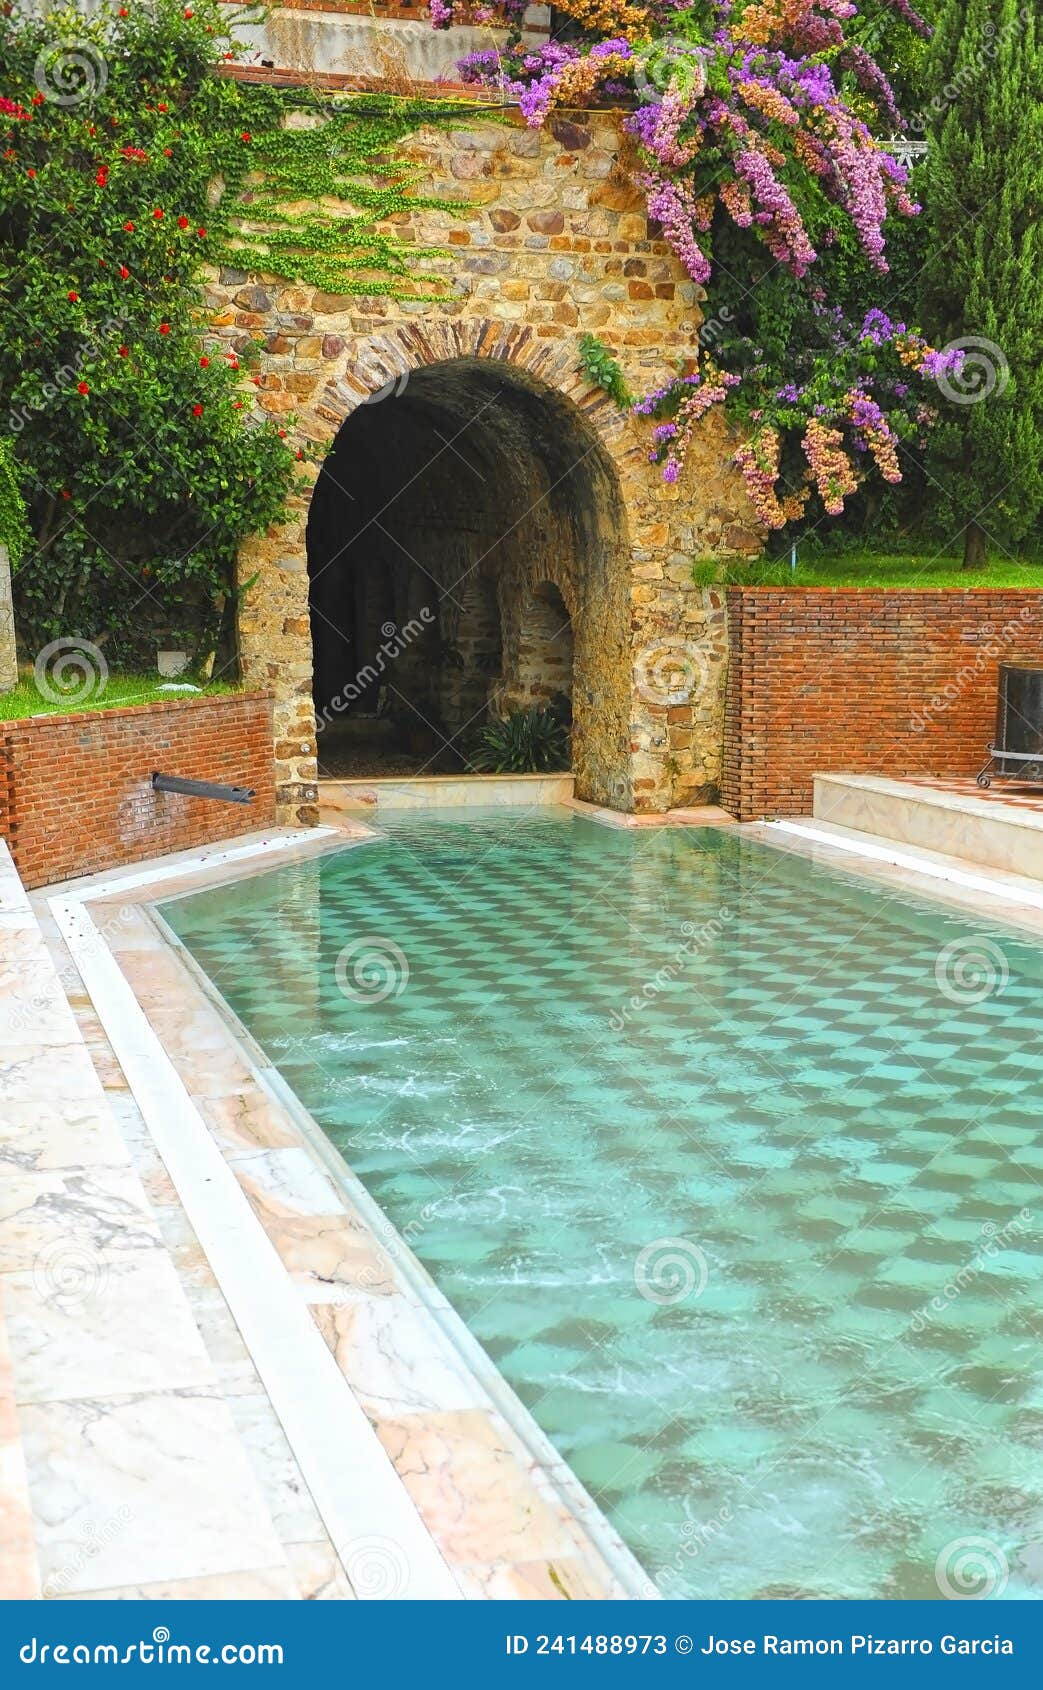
[{"left": 0, "top": 0, "right": 466, "bottom": 670}]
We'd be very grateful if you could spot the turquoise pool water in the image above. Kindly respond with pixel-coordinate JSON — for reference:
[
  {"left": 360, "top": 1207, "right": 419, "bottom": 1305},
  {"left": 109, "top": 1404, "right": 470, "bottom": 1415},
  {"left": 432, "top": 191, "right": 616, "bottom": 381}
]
[{"left": 163, "top": 809, "right": 1043, "bottom": 1599}]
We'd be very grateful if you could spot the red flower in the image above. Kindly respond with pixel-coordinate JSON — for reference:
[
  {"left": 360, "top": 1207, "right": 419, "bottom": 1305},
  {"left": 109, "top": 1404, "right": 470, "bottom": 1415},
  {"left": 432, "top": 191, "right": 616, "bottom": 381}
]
[
  {"left": 67, "top": 290, "right": 78, "bottom": 302},
  {"left": 119, "top": 265, "right": 129, "bottom": 279},
  {"left": 163, "top": 148, "right": 172, "bottom": 157},
  {"left": 60, "top": 489, "right": 71, "bottom": 500},
  {"left": 118, "top": 346, "right": 129, "bottom": 357},
  {"left": 199, "top": 356, "right": 209, "bottom": 367},
  {"left": 26, "top": 168, "right": 35, "bottom": 178},
  {"left": 118, "top": 5, "right": 128, "bottom": 13},
  {"left": 158, "top": 322, "right": 171, "bottom": 335},
  {"left": 31, "top": 93, "right": 44, "bottom": 106},
  {"left": 96, "top": 168, "right": 107, "bottom": 187},
  {"left": 184, "top": 6, "right": 194, "bottom": 15},
  {"left": 233, "top": 400, "right": 243, "bottom": 409},
  {"left": 192, "top": 403, "right": 204, "bottom": 416},
  {"left": 278, "top": 429, "right": 287, "bottom": 438},
  {"left": 158, "top": 103, "right": 168, "bottom": 114},
  {"left": 196, "top": 227, "right": 207, "bottom": 238},
  {"left": 240, "top": 132, "right": 251, "bottom": 143},
  {"left": 124, "top": 220, "right": 134, "bottom": 231},
  {"left": 177, "top": 215, "right": 189, "bottom": 229},
  {"left": 77, "top": 381, "right": 89, "bottom": 395},
  {"left": 152, "top": 207, "right": 163, "bottom": 219}
]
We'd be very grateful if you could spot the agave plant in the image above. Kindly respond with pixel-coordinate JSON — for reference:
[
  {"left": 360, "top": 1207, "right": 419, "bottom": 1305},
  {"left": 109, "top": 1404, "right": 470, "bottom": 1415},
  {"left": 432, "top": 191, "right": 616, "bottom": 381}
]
[{"left": 468, "top": 705, "right": 570, "bottom": 774}]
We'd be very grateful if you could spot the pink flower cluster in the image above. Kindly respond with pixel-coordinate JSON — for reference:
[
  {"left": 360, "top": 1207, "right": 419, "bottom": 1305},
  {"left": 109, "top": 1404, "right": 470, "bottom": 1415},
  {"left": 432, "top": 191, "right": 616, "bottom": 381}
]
[{"left": 803, "top": 417, "right": 859, "bottom": 514}]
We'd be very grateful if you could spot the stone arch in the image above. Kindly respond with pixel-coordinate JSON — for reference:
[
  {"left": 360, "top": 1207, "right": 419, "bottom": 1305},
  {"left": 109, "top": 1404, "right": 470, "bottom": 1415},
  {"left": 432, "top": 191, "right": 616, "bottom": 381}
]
[
  {"left": 304, "top": 346, "right": 631, "bottom": 798},
  {"left": 234, "top": 295, "right": 758, "bottom": 824},
  {"left": 500, "top": 580, "right": 575, "bottom": 719}
]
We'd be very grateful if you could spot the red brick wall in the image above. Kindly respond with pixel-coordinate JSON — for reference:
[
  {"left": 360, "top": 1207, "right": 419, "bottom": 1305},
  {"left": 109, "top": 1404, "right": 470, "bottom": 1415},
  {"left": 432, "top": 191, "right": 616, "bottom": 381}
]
[
  {"left": 0, "top": 692, "right": 276, "bottom": 889},
  {"left": 722, "top": 589, "right": 1043, "bottom": 820}
]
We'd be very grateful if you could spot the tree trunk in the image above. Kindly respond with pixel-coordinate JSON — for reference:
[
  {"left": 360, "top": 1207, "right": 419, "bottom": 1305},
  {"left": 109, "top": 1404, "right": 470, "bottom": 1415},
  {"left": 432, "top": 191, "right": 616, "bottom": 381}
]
[
  {"left": 963, "top": 522, "right": 988, "bottom": 569},
  {"left": 0, "top": 543, "right": 17, "bottom": 694}
]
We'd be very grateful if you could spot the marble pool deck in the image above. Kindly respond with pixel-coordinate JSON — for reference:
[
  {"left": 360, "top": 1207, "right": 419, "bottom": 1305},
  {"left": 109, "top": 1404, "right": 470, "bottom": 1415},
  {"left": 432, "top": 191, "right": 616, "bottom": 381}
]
[{"left": 0, "top": 824, "right": 646, "bottom": 1602}]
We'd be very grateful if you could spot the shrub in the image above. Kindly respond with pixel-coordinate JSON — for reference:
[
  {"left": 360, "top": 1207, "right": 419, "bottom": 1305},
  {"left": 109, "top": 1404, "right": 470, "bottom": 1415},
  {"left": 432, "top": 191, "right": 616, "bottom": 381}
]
[{"left": 468, "top": 706, "right": 570, "bottom": 774}]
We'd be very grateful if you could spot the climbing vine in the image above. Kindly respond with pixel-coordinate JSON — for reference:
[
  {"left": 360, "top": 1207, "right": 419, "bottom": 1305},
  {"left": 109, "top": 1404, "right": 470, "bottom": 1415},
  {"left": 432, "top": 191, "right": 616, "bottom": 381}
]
[{"left": 0, "top": 0, "right": 476, "bottom": 662}]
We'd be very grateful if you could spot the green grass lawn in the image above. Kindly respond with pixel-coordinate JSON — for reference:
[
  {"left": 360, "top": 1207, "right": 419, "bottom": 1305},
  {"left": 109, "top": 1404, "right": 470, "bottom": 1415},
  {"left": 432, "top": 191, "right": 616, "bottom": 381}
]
[
  {"left": 718, "top": 549, "right": 1043, "bottom": 589},
  {"left": 0, "top": 671, "right": 242, "bottom": 722}
]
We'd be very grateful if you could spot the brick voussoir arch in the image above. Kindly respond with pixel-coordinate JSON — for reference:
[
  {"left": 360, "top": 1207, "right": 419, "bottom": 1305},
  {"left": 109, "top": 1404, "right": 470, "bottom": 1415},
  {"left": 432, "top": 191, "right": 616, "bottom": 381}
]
[{"left": 312, "top": 317, "right": 640, "bottom": 462}]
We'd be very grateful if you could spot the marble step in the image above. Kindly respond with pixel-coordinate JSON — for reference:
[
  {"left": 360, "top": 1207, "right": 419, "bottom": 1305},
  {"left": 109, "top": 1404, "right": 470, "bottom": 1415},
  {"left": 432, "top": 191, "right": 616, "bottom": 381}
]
[{"left": 813, "top": 773, "right": 1043, "bottom": 882}]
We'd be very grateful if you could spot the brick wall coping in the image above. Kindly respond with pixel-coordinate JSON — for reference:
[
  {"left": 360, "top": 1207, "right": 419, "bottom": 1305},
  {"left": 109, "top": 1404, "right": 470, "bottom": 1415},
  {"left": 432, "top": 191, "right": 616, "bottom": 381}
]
[
  {"left": 726, "top": 585, "right": 1043, "bottom": 596},
  {"left": 1, "top": 689, "right": 274, "bottom": 736}
]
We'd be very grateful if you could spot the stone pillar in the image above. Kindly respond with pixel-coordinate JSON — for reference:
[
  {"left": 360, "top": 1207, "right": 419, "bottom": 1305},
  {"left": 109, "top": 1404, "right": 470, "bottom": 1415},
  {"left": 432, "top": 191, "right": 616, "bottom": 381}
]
[
  {"left": 236, "top": 501, "right": 319, "bottom": 826},
  {"left": 0, "top": 544, "right": 17, "bottom": 694}
]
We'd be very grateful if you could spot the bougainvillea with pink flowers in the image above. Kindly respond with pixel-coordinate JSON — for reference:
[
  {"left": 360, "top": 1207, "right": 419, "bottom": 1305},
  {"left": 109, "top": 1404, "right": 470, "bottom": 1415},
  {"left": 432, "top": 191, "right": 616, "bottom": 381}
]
[{"left": 442, "top": 0, "right": 946, "bottom": 531}]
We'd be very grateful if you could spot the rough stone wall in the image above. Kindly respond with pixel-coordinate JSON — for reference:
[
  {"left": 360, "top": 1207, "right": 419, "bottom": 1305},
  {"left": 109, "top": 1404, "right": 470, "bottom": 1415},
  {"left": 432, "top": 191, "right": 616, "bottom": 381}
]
[
  {"left": 213, "top": 109, "right": 759, "bottom": 821},
  {"left": 723, "top": 588, "right": 1043, "bottom": 819},
  {"left": 0, "top": 544, "right": 17, "bottom": 695}
]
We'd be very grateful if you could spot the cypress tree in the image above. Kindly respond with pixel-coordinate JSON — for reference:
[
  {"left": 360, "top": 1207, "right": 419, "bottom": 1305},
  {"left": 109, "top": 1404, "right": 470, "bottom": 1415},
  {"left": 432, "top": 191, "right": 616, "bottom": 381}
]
[{"left": 920, "top": 0, "right": 1043, "bottom": 567}]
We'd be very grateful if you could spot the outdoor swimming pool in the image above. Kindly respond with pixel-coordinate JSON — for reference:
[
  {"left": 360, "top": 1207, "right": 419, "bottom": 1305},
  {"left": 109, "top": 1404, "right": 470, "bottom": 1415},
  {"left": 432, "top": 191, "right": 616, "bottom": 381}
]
[{"left": 162, "top": 809, "right": 1043, "bottom": 1599}]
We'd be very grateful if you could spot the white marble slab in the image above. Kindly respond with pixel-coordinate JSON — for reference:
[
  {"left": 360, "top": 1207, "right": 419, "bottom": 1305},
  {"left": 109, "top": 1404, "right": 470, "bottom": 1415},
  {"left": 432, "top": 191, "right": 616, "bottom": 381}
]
[
  {"left": 5, "top": 1251, "right": 214, "bottom": 1405},
  {"left": 21, "top": 1390, "right": 289, "bottom": 1595}
]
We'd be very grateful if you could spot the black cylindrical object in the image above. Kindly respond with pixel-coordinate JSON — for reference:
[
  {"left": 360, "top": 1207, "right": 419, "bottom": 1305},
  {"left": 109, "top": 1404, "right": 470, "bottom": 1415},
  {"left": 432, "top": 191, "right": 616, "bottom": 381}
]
[
  {"left": 994, "top": 663, "right": 1043, "bottom": 776},
  {"left": 151, "top": 772, "right": 254, "bottom": 805}
]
